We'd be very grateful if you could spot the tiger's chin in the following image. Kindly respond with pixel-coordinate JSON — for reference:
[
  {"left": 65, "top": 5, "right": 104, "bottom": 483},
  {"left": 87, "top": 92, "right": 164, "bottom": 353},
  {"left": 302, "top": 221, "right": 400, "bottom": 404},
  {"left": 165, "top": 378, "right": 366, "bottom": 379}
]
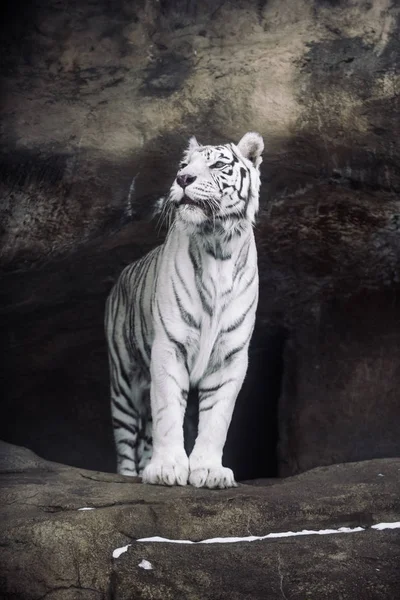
[{"left": 177, "top": 202, "right": 211, "bottom": 226}]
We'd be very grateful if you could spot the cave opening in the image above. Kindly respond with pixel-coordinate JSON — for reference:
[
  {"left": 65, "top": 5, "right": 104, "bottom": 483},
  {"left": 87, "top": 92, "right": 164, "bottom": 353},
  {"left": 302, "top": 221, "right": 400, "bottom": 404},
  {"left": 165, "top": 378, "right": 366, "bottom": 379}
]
[
  {"left": 0, "top": 255, "right": 286, "bottom": 482},
  {"left": 183, "top": 324, "right": 286, "bottom": 481},
  {"left": 223, "top": 325, "right": 286, "bottom": 481}
]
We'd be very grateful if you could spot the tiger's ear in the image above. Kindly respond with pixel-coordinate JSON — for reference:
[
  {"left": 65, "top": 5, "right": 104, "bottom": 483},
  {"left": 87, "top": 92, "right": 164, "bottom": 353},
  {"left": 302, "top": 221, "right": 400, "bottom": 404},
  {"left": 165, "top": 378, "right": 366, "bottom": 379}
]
[
  {"left": 237, "top": 132, "right": 264, "bottom": 169},
  {"left": 187, "top": 136, "right": 201, "bottom": 153}
]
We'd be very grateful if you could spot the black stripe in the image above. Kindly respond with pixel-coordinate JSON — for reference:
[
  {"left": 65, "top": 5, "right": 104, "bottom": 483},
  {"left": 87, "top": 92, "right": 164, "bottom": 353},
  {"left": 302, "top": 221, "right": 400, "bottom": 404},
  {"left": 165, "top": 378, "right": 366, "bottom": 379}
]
[
  {"left": 204, "top": 239, "right": 232, "bottom": 261},
  {"left": 136, "top": 254, "right": 156, "bottom": 359},
  {"left": 223, "top": 345, "right": 246, "bottom": 363},
  {"left": 197, "top": 284, "right": 213, "bottom": 316},
  {"left": 118, "top": 438, "right": 137, "bottom": 448},
  {"left": 233, "top": 240, "right": 251, "bottom": 282},
  {"left": 215, "top": 212, "right": 245, "bottom": 222},
  {"left": 108, "top": 291, "right": 132, "bottom": 389},
  {"left": 229, "top": 145, "right": 241, "bottom": 164},
  {"left": 198, "top": 378, "right": 235, "bottom": 399},
  {"left": 188, "top": 241, "right": 201, "bottom": 275},
  {"left": 108, "top": 352, "right": 130, "bottom": 391},
  {"left": 229, "top": 145, "right": 252, "bottom": 207},
  {"left": 189, "top": 241, "right": 214, "bottom": 315},
  {"left": 199, "top": 402, "right": 217, "bottom": 413},
  {"left": 225, "top": 198, "right": 243, "bottom": 209},
  {"left": 233, "top": 268, "right": 257, "bottom": 302},
  {"left": 223, "top": 331, "right": 253, "bottom": 364},
  {"left": 237, "top": 167, "right": 248, "bottom": 200},
  {"left": 172, "top": 280, "right": 200, "bottom": 329},
  {"left": 112, "top": 398, "right": 139, "bottom": 419},
  {"left": 175, "top": 257, "right": 193, "bottom": 300},
  {"left": 156, "top": 301, "right": 188, "bottom": 366},
  {"left": 156, "top": 405, "right": 169, "bottom": 425},
  {"left": 199, "top": 381, "right": 232, "bottom": 395},
  {"left": 117, "top": 452, "right": 135, "bottom": 462},
  {"left": 221, "top": 296, "right": 257, "bottom": 333},
  {"left": 113, "top": 417, "right": 138, "bottom": 435}
]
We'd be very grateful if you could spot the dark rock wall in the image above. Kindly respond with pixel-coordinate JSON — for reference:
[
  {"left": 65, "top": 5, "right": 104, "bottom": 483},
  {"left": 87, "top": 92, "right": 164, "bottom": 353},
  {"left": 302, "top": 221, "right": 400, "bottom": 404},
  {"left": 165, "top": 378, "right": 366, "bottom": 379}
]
[{"left": 1, "top": 0, "right": 399, "bottom": 477}]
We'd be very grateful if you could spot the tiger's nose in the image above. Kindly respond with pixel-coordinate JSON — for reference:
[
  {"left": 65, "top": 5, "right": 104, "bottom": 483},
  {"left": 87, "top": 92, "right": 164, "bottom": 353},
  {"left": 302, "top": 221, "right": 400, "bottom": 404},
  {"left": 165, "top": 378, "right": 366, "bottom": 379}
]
[{"left": 177, "top": 174, "right": 197, "bottom": 188}]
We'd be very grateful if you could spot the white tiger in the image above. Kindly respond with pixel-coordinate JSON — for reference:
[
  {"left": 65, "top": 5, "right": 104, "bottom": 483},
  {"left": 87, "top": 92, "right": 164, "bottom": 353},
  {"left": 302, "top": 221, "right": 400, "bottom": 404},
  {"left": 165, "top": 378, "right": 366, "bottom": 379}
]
[{"left": 105, "top": 132, "right": 264, "bottom": 488}]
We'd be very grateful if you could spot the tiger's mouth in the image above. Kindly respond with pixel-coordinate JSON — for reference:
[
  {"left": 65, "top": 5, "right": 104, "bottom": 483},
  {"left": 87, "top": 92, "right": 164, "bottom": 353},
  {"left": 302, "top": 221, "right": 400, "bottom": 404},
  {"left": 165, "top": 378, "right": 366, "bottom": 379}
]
[
  {"left": 179, "top": 195, "right": 198, "bottom": 207},
  {"left": 179, "top": 195, "right": 213, "bottom": 216}
]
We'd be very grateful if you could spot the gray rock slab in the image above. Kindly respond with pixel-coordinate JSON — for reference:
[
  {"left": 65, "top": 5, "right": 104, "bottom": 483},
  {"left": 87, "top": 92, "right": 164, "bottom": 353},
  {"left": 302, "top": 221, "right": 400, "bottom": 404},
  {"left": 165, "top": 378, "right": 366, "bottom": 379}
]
[
  {"left": 115, "top": 530, "right": 400, "bottom": 600},
  {"left": 0, "top": 442, "right": 399, "bottom": 599}
]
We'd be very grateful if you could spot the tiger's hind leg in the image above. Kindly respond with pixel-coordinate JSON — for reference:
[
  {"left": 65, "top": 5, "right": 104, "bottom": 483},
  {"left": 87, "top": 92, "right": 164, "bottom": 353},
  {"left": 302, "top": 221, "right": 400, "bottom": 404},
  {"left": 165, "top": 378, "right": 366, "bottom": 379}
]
[
  {"left": 111, "top": 373, "right": 150, "bottom": 476},
  {"left": 137, "top": 390, "right": 153, "bottom": 476}
]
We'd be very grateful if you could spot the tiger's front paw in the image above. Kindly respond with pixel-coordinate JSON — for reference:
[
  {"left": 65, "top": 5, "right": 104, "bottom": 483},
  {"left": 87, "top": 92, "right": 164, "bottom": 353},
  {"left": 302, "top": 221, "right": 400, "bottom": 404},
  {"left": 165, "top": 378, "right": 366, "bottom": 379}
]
[
  {"left": 142, "top": 452, "right": 189, "bottom": 486},
  {"left": 189, "top": 455, "right": 237, "bottom": 489}
]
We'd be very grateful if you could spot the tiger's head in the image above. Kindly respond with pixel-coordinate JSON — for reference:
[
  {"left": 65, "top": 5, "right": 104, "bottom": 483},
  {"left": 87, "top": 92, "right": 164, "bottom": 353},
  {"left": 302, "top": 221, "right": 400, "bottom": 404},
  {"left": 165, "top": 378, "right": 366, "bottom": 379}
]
[{"left": 168, "top": 132, "right": 264, "bottom": 230}]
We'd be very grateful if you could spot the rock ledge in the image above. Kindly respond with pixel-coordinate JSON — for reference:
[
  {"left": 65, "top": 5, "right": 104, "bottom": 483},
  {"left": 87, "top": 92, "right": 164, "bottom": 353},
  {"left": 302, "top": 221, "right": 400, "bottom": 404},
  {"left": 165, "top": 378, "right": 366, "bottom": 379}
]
[{"left": 1, "top": 441, "right": 399, "bottom": 599}]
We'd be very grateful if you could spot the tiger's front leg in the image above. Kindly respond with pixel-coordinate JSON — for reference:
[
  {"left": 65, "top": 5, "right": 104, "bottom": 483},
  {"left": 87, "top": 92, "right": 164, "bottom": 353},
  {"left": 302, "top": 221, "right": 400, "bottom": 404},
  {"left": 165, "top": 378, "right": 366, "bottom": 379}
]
[
  {"left": 189, "top": 352, "right": 248, "bottom": 489},
  {"left": 142, "top": 341, "right": 189, "bottom": 486}
]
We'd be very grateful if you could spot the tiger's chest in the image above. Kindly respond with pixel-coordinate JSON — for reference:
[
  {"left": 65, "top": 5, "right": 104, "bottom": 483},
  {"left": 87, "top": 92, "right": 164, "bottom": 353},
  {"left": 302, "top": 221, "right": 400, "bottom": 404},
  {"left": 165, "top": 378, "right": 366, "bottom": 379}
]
[
  {"left": 152, "top": 231, "right": 258, "bottom": 382},
  {"left": 189, "top": 276, "right": 243, "bottom": 383},
  {"left": 179, "top": 248, "right": 256, "bottom": 380}
]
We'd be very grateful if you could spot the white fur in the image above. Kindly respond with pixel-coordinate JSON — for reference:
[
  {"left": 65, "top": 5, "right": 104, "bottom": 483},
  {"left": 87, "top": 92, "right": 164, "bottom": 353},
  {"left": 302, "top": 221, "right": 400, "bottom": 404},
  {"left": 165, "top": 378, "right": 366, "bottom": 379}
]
[
  {"left": 106, "top": 133, "right": 264, "bottom": 488},
  {"left": 237, "top": 132, "right": 264, "bottom": 169}
]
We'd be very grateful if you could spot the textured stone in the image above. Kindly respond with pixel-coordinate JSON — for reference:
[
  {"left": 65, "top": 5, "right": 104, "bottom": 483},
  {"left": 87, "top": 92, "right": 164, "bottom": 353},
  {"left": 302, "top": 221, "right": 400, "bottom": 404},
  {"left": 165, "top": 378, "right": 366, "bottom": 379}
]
[
  {"left": 0, "top": 442, "right": 399, "bottom": 599},
  {"left": 114, "top": 531, "right": 400, "bottom": 600}
]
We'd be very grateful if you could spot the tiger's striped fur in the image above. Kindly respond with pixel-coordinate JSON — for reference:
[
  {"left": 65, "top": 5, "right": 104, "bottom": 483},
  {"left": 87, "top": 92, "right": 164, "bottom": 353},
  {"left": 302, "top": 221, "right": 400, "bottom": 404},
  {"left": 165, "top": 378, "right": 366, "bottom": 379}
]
[{"left": 105, "top": 132, "right": 264, "bottom": 488}]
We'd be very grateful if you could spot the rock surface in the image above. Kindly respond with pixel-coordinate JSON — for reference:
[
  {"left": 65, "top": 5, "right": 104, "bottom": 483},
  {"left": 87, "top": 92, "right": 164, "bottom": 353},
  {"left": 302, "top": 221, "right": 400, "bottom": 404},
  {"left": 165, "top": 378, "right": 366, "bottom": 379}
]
[
  {"left": 1, "top": 442, "right": 400, "bottom": 599},
  {"left": 1, "top": 0, "right": 400, "bottom": 477}
]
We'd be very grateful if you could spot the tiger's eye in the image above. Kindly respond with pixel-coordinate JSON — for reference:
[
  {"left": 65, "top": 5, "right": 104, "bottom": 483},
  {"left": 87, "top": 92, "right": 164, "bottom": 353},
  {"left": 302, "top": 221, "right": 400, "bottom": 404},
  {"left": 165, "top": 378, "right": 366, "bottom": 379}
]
[{"left": 211, "top": 161, "right": 225, "bottom": 169}]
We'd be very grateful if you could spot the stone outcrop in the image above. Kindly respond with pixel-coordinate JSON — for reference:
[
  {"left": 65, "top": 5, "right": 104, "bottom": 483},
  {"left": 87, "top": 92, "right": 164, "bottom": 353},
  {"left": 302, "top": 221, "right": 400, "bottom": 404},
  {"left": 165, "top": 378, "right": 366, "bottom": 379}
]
[
  {"left": 1, "top": 442, "right": 400, "bottom": 599},
  {"left": 1, "top": 0, "right": 400, "bottom": 477}
]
